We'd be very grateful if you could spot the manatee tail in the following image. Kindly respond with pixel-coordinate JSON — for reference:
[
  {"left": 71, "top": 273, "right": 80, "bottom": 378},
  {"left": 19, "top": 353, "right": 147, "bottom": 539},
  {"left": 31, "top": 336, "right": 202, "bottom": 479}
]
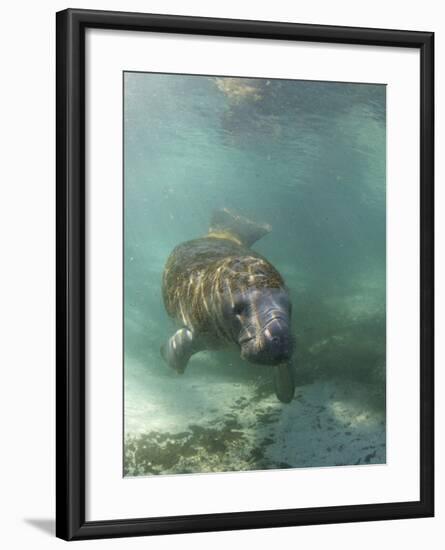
[{"left": 208, "top": 208, "right": 271, "bottom": 248}]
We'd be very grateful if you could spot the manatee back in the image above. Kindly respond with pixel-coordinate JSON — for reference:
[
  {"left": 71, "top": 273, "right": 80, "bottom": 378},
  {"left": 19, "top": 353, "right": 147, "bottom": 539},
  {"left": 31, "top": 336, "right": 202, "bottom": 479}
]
[
  {"left": 162, "top": 236, "right": 284, "bottom": 332},
  {"left": 162, "top": 237, "right": 249, "bottom": 322}
]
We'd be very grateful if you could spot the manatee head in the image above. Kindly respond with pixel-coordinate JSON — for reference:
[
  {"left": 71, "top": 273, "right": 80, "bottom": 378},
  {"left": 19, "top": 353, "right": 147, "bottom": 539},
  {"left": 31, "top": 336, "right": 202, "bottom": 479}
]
[
  {"left": 217, "top": 258, "right": 293, "bottom": 365},
  {"left": 235, "top": 288, "right": 293, "bottom": 365}
]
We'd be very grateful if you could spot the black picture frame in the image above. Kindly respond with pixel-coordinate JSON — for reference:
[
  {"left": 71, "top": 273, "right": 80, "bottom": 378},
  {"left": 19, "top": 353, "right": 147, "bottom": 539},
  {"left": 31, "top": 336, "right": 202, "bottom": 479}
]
[{"left": 56, "top": 8, "right": 434, "bottom": 541}]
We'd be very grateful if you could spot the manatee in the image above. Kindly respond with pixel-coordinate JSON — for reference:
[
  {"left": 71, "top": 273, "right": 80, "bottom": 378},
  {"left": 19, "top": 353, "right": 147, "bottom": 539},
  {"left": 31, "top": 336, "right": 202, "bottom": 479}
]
[{"left": 161, "top": 208, "right": 295, "bottom": 403}]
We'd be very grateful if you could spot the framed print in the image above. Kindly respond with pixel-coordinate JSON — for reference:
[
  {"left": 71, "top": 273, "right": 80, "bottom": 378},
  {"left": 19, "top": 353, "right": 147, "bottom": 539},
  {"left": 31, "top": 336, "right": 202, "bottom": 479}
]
[{"left": 56, "top": 8, "right": 434, "bottom": 541}]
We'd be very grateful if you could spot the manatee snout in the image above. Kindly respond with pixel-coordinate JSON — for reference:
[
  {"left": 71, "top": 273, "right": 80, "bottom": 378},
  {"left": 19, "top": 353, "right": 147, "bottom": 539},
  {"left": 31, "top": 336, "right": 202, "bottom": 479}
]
[
  {"left": 260, "top": 316, "right": 293, "bottom": 364},
  {"left": 238, "top": 290, "right": 293, "bottom": 365},
  {"left": 242, "top": 316, "right": 293, "bottom": 365}
]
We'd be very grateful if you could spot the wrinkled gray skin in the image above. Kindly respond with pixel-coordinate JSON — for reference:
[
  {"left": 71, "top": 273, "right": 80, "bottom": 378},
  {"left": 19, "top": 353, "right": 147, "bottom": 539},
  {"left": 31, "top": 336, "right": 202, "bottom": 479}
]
[
  {"left": 221, "top": 286, "right": 295, "bottom": 404},
  {"left": 221, "top": 288, "right": 293, "bottom": 366}
]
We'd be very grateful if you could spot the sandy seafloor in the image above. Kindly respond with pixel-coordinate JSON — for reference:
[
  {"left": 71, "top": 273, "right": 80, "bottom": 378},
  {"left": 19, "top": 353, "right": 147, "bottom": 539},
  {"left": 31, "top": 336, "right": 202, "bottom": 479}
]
[{"left": 124, "top": 351, "right": 386, "bottom": 476}]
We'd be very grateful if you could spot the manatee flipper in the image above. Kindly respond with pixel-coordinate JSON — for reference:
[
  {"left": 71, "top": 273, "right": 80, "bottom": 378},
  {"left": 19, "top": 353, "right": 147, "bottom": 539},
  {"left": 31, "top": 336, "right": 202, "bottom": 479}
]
[
  {"left": 160, "top": 328, "right": 201, "bottom": 374},
  {"left": 273, "top": 362, "right": 295, "bottom": 403},
  {"left": 208, "top": 208, "right": 271, "bottom": 247}
]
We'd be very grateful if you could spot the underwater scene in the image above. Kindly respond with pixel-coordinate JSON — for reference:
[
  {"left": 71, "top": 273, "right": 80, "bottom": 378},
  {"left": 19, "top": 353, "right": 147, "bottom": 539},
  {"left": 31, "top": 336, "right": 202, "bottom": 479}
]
[{"left": 124, "top": 72, "right": 386, "bottom": 476}]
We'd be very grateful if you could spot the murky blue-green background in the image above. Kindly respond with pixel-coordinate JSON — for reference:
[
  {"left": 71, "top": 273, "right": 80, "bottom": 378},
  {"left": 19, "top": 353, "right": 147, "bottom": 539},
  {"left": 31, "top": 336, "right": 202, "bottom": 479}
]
[{"left": 124, "top": 73, "right": 386, "bottom": 476}]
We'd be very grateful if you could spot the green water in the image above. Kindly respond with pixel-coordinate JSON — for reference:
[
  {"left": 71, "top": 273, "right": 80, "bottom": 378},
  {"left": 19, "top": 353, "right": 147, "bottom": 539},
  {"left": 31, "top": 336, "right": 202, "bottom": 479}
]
[{"left": 123, "top": 72, "right": 386, "bottom": 476}]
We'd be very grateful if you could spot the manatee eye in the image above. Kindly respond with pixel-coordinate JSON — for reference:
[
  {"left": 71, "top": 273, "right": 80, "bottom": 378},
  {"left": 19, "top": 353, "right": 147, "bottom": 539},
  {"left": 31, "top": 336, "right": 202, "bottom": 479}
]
[{"left": 232, "top": 300, "right": 245, "bottom": 315}]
